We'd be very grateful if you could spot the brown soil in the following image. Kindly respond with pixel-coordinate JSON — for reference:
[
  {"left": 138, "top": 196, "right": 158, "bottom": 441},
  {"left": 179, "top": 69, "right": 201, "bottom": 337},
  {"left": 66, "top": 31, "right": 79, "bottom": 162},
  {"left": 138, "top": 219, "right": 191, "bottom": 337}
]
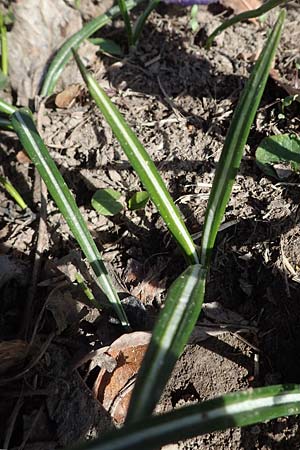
[{"left": 0, "top": 1, "right": 300, "bottom": 449}]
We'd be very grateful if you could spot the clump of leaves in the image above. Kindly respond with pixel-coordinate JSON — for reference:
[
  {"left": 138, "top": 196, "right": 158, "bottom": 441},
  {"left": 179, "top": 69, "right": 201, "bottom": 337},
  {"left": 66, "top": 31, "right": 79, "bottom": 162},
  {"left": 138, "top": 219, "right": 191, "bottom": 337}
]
[
  {"left": 67, "top": 12, "right": 292, "bottom": 448},
  {"left": 73, "top": 48, "right": 199, "bottom": 265}
]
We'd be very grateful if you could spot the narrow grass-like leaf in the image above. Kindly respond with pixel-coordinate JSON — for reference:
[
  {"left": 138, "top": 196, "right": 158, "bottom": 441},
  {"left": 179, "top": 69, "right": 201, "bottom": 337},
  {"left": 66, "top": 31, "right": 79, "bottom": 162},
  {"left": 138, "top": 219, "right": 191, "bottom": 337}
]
[
  {"left": 0, "top": 116, "right": 12, "bottom": 130},
  {"left": 40, "top": 0, "right": 145, "bottom": 96},
  {"left": 11, "top": 109, "right": 129, "bottom": 328},
  {"left": 132, "top": 0, "right": 160, "bottom": 44},
  {"left": 118, "top": 0, "right": 133, "bottom": 46},
  {"left": 0, "top": 22, "right": 8, "bottom": 76},
  {"left": 206, "top": 0, "right": 289, "bottom": 48},
  {"left": 0, "top": 175, "right": 27, "bottom": 209},
  {"left": 125, "top": 264, "right": 206, "bottom": 422},
  {"left": 75, "top": 272, "right": 97, "bottom": 305},
  {"left": 0, "top": 70, "right": 7, "bottom": 91},
  {"left": 70, "top": 384, "right": 300, "bottom": 450},
  {"left": 73, "top": 50, "right": 199, "bottom": 264},
  {"left": 200, "top": 10, "right": 285, "bottom": 268},
  {"left": 0, "top": 98, "right": 17, "bottom": 115}
]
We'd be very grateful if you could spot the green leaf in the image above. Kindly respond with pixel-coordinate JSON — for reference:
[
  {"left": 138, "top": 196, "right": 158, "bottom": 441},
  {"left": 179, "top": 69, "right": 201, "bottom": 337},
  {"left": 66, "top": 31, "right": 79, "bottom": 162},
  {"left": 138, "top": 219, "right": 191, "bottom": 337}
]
[
  {"left": 200, "top": 10, "right": 285, "bottom": 268},
  {"left": 70, "top": 384, "right": 300, "bottom": 450},
  {"left": 0, "top": 23, "right": 8, "bottom": 76},
  {"left": 189, "top": 5, "right": 199, "bottom": 33},
  {"left": 128, "top": 191, "right": 149, "bottom": 210},
  {"left": 89, "top": 38, "right": 124, "bottom": 57},
  {"left": 256, "top": 134, "right": 300, "bottom": 179},
  {"left": 118, "top": 0, "right": 133, "bottom": 46},
  {"left": 132, "top": 0, "right": 160, "bottom": 44},
  {"left": 3, "top": 9, "right": 14, "bottom": 26},
  {"left": 0, "top": 69, "right": 7, "bottom": 90},
  {"left": 92, "top": 188, "right": 123, "bottom": 216},
  {"left": 0, "top": 98, "right": 17, "bottom": 115},
  {"left": 40, "top": 0, "right": 145, "bottom": 96},
  {"left": 11, "top": 109, "right": 130, "bottom": 328},
  {"left": 0, "top": 116, "right": 13, "bottom": 130},
  {"left": 282, "top": 94, "right": 299, "bottom": 109},
  {"left": 206, "top": 0, "right": 289, "bottom": 48},
  {"left": 0, "top": 175, "right": 27, "bottom": 210},
  {"left": 125, "top": 264, "right": 207, "bottom": 423},
  {"left": 72, "top": 49, "right": 199, "bottom": 265}
]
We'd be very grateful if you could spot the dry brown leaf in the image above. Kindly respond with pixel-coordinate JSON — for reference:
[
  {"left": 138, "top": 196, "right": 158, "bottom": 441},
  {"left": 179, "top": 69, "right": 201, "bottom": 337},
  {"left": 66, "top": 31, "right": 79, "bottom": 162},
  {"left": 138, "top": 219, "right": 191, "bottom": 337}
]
[
  {"left": 93, "top": 332, "right": 151, "bottom": 424},
  {"left": 16, "top": 150, "right": 31, "bottom": 164},
  {"left": 131, "top": 277, "right": 167, "bottom": 304},
  {"left": 270, "top": 68, "right": 300, "bottom": 98},
  {"left": 220, "top": 0, "right": 261, "bottom": 18},
  {"left": 75, "top": 0, "right": 114, "bottom": 21},
  {"left": 55, "top": 84, "right": 82, "bottom": 109},
  {"left": 0, "top": 340, "right": 29, "bottom": 374},
  {"left": 46, "top": 285, "right": 88, "bottom": 334},
  {"left": 8, "top": 0, "right": 82, "bottom": 105}
]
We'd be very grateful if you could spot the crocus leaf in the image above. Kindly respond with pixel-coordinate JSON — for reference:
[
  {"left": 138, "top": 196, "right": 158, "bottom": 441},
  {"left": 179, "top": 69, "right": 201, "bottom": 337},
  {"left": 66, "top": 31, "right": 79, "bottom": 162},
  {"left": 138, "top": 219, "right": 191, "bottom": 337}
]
[
  {"left": 256, "top": 134, "right": 300, "bottom": 179},
  {"left": 206, "top": 0, "right": 289, "bottom": 48},
  {"left": 164, "top": 0, "right": 216, "bottom": 4},
  {"left": 132, "top": 0, "right": 160, "bottom": 44},
  {"left": 125, "top": 264, "right": 207, "bottom": 422},
  {"left": 118, "top": 0, "right": 133, "bottom": 46},
  {"left": 11, "top": 109, "right": 130, "bottom": 328},
  {"left": 72, "top": 49, "right": 199, "bottom": 265},
  {"left": 0, "top": 117, "right": 13, "bottom": 130},
  {"left": 92, "top": 188, "right": 123, "bottom": 216},
  {"left": 200, "top": 10, "right": 285, "bottom": 268},
  {"left": 0, "top": 70, "right": 7, "bottom": 90},
  {"left": 40, "top": 0, "right": 145, "bottom": 96},
  {"left": 0, "top": 98, "right": 17, "bottom": 115},
  {"left": 69, "top": 384, "right": 300, "bottom": 450}
]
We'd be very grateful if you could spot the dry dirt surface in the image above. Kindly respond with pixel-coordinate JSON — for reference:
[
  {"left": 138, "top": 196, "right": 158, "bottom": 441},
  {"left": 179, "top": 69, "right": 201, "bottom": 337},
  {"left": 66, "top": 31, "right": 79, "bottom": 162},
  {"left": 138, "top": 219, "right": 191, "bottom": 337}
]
[{"left": 0, "top": 0, "right": 300, "bottom": 449}]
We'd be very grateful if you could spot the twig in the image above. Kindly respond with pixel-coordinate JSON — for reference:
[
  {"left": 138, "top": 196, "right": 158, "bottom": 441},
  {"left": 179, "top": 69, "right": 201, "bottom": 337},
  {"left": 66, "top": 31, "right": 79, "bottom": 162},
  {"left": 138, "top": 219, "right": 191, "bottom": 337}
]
[
  {"left": 157, "top": 75, "right": 185, "bottom": 121},
  {"left": 18, "top": 405, "right": 43, "bottom": 450},
  {"left": 0, "top": 332, "right": 55, "bottom": 386},
  {"left": 3, "top": 392, "right": 24, "bottom": 449}
]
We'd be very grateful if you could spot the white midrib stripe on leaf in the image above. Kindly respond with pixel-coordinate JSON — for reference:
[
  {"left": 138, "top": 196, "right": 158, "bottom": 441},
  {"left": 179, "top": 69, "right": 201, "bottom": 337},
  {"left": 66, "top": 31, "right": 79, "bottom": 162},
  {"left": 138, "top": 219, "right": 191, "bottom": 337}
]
[
  {"left": 200, "top": 16, "right": 282, "bottom": 265},
  {"left": 148, "top": 391, "right": 300, "bottom": 440},
  {"left": 158, "top": 265, "right": 201, "bottom": 351},
  {"left": 98, "top": 392, "right": 300, "bottom": 450},
  {"left": 132, "top": 265, "right": 202, "bottom": 416},
  {"left": 89, "top": 77, "right": 199, "bottom": 264},
  {"left": 14, "top": 112, "right": 121, "bottom": 313},
  {"left": 200, "top": 141, "right": 238, "bottom": 263}
]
